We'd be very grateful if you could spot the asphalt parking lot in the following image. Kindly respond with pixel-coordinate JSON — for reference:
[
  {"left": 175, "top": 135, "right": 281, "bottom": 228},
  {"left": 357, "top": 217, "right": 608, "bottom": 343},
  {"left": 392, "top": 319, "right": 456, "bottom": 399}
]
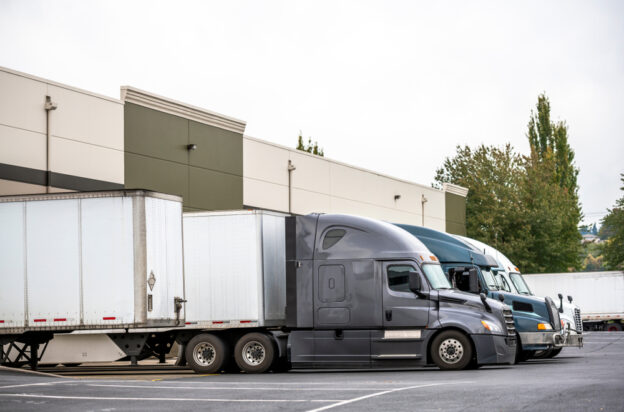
[{"left": 1, "top": 332, "right": 622, "bottom": 412}]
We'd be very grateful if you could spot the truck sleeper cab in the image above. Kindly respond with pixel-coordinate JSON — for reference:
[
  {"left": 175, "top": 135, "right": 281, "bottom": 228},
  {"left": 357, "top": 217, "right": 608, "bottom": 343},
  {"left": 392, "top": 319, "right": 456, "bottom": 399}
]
[
  {"left": 452, "top": 235, "right": 583, "bottom": 357},
  {"left": 395, "top": 224, "right": 567, "bottom": 362},
  {"left": 285, "top": 214, "right": 516, "bottom": 371}
]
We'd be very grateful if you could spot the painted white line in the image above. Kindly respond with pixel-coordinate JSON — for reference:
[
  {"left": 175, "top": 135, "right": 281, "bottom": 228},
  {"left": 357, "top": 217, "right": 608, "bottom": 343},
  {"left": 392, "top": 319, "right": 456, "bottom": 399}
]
[
  {"left": 0, "top": 380, "right": 74, "bottom": 389},
  {"left": 0, "top": 393, "right": 338, "bottom": 403},
  {"left": 87, "top": 383, "right": 386, "bottom": 391},
  {"left": 307, "top": 381, "right": 473, "bottom": 412}
]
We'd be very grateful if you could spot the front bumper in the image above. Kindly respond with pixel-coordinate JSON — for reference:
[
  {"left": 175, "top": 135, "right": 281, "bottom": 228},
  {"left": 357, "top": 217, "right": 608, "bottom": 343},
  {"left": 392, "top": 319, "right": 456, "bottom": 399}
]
[
  {"left": 559, "top": 330, "right": 583, "bottom": 348},
  {"left": 472, "top": 334, "right": 516, "bottom": 365},
  {"left": 518, "top": 329, "right": 582, "bottom": 349}
]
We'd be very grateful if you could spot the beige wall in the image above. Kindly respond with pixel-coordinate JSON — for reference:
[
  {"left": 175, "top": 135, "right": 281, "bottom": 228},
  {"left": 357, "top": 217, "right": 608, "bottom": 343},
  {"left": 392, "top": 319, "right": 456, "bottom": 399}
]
[
  {"left": 0, "top": 67, "right": 124, "bottom": 192},
  {"left": 243, "top": 136, "right": 447, "bottom": 231}
]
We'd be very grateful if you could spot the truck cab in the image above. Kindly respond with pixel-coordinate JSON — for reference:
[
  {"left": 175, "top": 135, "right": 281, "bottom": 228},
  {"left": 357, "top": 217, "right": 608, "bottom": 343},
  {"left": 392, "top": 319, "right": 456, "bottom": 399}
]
[
  {"left": 395, "top": 224, "right": 567, "bottom": 362},
  {"left": 452, "top": 235, "right": 583, "bottom": 357},
  {"left": 287, "top": 214, "right": 516, "bottom": 370}
]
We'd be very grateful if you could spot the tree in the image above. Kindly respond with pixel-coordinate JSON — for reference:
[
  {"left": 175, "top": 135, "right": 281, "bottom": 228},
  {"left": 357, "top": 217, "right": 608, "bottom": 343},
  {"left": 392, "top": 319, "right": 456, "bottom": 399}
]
[
  {"left": 601, "top": 174, "right": 624, "bottom": 270},
  {"left": 434, "top": 144, "right": 533, "bottom": 270},
  {"left": 434, "top": 93, "right": 582, "bottom": 273},
  {"left": 296, "top": 131, "right": 324, "bottom": 156},
  {"left": 524, "top": 93, "right": 582, "bottom": 271}
]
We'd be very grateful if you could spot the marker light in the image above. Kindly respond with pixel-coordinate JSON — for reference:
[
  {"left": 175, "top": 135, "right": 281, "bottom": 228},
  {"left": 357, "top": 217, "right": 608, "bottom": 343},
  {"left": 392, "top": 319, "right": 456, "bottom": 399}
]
[{"left": 537, "top": 323, "right": 553, "bottom": 330}]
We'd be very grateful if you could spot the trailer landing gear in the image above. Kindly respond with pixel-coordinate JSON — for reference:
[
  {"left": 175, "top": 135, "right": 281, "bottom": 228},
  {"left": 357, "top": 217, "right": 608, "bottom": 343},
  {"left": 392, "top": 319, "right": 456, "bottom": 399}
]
[{"left": 0, "top": 333, "right": 53, "bottom": 370}]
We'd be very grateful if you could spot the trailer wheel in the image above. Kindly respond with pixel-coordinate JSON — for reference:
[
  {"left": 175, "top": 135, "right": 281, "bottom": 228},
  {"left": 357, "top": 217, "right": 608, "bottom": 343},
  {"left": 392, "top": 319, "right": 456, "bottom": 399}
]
[
  {"left": 234, "top": 333, "right": 275, "bottom": 373},
  {"left": 185, "top": 334, "right": 228, "bottom": 373},
  {"left": 605, "top": 323, "right": 622, "bottom": 332},
  {"left": 430, "top": 330, "right": 473, "bottom": 370}
]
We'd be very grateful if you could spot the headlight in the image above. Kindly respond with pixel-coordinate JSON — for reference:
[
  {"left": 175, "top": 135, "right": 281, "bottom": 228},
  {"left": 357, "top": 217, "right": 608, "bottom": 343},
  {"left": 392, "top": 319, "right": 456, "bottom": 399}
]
[
  {"left": 481, "top": 320, "right": 502, "bottom": 333},
  {"left": 537, "top": 323, "right": 553, "bottom": 330}
]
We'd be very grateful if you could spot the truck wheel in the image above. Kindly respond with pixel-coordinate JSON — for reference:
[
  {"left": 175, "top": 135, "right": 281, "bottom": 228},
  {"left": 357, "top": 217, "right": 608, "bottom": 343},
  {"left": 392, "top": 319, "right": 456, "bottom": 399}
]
[
  {"left": 546, "top": 348, "right": 562, "bottom": 358},
  {"left": 605, "top": 323, "right": 622, "bottom": 332},
  {"left": 515, "top": 349, "right": 535, "bottom": 363},
  {"left": 430, "top": 330, "right": 473, "bottom": 370},
  {"left": 185, "top": 334, "right": 228, "bottom": 374},
  {"left": 234, "top": 333, "right": 275, "bottom": 373}
]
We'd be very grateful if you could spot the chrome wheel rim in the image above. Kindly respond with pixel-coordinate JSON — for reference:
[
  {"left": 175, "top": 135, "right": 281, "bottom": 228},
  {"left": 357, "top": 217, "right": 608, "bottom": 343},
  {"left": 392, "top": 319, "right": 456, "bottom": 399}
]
[
  {"left": 439, "top": 338, "right": 464, "bottom": 364},
  {"left": 242, "top": 341, "right": 265, "bottom": 366},
  {"left": 193, "top": 342, "right": 216, "bottom": 367}
]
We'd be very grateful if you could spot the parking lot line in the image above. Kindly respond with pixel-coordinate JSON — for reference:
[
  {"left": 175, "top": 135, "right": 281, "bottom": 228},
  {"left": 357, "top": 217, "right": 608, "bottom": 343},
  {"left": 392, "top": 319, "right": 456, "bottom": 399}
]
[
  {"left": 0, "top": 393, "right": 339, "bottom": 403},
  {"left": 86, "top": 383, "right": 390, "bottom": 391},
  {"left": 307, "top": 381, "right": 473, "bottom": 412},
  {"left": 0, "top": 380, "right": 74, "bottom": 389}
]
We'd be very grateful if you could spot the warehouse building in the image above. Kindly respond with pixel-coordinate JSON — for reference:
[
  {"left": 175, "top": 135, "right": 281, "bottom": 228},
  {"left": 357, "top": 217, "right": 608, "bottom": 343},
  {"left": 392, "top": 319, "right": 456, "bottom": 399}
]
[{"left": 0, "top": 66, "right": 468, "bottom": 233}]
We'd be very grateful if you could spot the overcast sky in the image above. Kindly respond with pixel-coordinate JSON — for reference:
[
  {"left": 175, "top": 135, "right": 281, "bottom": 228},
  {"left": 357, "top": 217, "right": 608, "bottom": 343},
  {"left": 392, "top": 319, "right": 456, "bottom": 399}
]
[{"left": 1, "top": 0, "right": 622, "bottom": 224}]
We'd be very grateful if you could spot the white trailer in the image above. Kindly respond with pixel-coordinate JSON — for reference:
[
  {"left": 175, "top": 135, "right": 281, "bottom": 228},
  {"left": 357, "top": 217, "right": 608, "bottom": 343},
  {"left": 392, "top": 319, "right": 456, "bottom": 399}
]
[
  {"left": 524, "top": 272, "right": 624, "bottom": 331},
  {"left": 0, "top": 190, "right": 186, "bottom": 368}
]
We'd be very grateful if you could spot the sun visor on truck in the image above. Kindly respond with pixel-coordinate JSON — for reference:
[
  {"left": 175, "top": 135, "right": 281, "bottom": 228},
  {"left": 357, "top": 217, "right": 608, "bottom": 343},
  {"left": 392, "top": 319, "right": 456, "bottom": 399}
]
[{"left": 395, "top": 224, "right": 497, "bottom": 268}]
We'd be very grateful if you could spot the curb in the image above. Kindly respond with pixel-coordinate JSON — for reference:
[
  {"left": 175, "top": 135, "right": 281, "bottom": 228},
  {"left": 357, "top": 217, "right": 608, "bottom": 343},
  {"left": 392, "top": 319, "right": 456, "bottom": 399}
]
[{"left": 0, "top": 365, "right": 69, "bottom": 379}]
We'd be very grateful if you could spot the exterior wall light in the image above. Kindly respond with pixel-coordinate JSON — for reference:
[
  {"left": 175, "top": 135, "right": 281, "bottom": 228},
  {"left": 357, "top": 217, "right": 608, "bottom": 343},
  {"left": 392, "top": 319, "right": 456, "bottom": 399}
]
[
  {"left": 394, "top": 195, "right": 401, "bottom": 201},
  {"left": 187, "top": 144, "right": 197, "bottom": 151}
]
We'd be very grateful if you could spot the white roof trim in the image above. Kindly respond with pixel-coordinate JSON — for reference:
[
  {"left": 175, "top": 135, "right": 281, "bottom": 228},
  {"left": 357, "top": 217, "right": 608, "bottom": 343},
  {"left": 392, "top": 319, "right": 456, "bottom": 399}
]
[
  {"left": 443, "top": 183, "right": 469, "bottom": 197},
  {"left": 0, "top": 65, "right": 122, "bottom": 104},
  {"left": 120, "top": 86, "right": 246, "bottom": 134}
]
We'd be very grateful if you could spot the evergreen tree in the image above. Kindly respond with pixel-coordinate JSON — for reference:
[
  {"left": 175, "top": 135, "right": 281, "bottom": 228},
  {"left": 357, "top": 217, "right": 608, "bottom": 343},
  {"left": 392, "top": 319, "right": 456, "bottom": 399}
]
[
  {"left": 296, "top": 131, "right": 324, "bottom": 157},
  {"left": 525, "top": 93, "right": 582, "bottom": 271},
  {"left": 601, "top": 174, "right": 624, "bottom": 270}
]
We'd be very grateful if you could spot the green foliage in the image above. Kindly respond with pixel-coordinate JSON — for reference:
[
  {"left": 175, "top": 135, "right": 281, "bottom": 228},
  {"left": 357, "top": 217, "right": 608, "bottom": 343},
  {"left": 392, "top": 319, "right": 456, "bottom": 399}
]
[
  {"left": 580, "top": 242, "right": 605, "bottom": 271},
  {"left": 296, "top": 131, "right": 324, "bottom": 157},
  {"left": 434, "top": 93, "right": 582, "bottom": 273},
  {"left": 600, "top": 174, "right": 624, "bottom": 270}
]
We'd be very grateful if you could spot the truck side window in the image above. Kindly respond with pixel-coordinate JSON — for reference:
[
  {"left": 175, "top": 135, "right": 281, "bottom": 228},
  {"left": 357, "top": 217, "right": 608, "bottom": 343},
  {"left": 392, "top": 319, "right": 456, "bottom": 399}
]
[
  {"left": 322, "top": 229, "right": 346, "bottom": 249},
  {"left": 387, "top": 265, "right": 417, "bottom": 293}
]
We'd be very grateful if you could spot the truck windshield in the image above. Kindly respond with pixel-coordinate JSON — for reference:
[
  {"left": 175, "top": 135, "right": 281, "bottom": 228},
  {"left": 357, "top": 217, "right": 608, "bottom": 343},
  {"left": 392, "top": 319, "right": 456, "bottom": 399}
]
[
  {"left": 422, "top": 264, "right": 452, "bottom": 290},
  {"left": 510, "top": 273, "right": 532, "bottom": 295},
  {"left": 494, "top": 270, "right": 512, "bottom": 292},
  {"left": 481, "top": 268, "right": 500, "bottom": 290}
]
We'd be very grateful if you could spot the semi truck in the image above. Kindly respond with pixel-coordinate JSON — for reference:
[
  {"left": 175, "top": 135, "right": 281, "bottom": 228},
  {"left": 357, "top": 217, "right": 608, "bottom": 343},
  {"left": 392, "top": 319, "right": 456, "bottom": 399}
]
[
  {"left": 395, "top": 224, "right": 570, "bottom": 362},
  {"left": 180, "top": 211, "right": 516, "bottom": 372},
  {"left": 1, "top": 202, "right": 517, "bottom": 371},
  {"left": 0, "top": 190, "right": 186, "bottom": 369},
  {"left": 524, "top": 271, "right": 624, "bottom": 331},
  {"left": 452, "top": 235, "right": 583, "bottom": 357}
]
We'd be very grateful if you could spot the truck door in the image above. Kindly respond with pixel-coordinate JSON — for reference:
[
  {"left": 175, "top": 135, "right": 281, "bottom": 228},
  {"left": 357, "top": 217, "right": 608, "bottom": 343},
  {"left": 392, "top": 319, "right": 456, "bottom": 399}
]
[{"left": 372, "top": 261, "right": 431, "bottom": 363}]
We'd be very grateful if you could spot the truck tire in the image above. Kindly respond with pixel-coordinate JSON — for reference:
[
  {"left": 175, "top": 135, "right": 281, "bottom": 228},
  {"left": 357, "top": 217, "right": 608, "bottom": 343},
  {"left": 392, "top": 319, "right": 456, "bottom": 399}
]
[
  {"left": 546, "top": 347, "right": 562, "bottom": 358},
  {"left": 430, "top": 330, "right": 473, "bottom": 370},
  {"left": 515, "top": 349, "right": 535, "bottom": 363},
  {"left": 234, "top": 333, "right": 275, "bottom": 373},
  {"left": 605, "top": 323, "right": 623, "bottom": 332},
  {"left": 185, "top": 334, "right": 229, "bottom": 374}
]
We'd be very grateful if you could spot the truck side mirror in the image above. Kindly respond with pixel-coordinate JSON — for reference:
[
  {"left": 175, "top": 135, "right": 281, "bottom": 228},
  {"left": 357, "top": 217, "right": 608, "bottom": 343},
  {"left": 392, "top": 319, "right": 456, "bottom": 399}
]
[
  {"left": 468, "top": 268, "right": 480, "bottom": 294},
  {"left": 408, "top": 272, "right": 421, "bottom": 293},
  {"left": 567, "top": 295, "right": 573, "bottom": 303},
  {"left": 558, "top": 293, "right": 564, "bottom": 313}
]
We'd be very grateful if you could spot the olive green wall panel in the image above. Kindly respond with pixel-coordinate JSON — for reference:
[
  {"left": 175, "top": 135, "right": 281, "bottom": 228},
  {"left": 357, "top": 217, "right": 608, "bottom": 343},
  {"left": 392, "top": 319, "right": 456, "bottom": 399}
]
[
  {"left": 125, "top": 153, "right": 189, "bottom": 201},
  {"left": 189, "top": 166, "right": 243, "bottom": 210},
  {"left": 125, "top": 103, "right": 189, "bottom": 164},
  {"left": 189, "top": 121, "right": 242, "bottom": 176},
  {"left": 124, "top": 102, "right": 244, "bottom": 211},
  {"left": 445, "top": 192, "right": 467, "bottom": 236}
]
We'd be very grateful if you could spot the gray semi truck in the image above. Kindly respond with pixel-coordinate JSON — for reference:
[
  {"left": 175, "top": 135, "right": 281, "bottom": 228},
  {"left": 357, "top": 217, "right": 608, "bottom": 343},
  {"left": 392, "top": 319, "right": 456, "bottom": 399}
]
[{"left": 181, "top": 212, "right": 516, "bottom": 372}]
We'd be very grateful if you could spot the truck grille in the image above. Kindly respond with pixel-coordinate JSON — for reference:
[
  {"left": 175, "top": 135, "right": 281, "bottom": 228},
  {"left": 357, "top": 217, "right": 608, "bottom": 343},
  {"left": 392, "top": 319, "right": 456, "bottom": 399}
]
[
  {"left": 503, "top": 308, "right": 516, "bottom": 336},
  {"left": 574, "top": 308, "right": 583, "bottom": 332}
]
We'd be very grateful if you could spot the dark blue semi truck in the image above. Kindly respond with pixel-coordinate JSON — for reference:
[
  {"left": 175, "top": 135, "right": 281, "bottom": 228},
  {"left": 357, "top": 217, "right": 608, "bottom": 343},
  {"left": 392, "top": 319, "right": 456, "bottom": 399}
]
[{"left": 396, "top": 224, "right": 567, "bottom": 362}]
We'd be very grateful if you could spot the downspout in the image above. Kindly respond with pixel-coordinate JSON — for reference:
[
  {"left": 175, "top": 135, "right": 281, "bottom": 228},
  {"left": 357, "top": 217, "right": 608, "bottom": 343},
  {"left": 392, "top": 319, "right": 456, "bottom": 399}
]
[
  {"left": 44, "top": 95, "right": 58, "bottom": 193},
  {"left": 287, "top": 160, "right": 296, "bottom": 213},
  {"left": 421, "top": 194, "right": 428, "bottom": 226}
]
